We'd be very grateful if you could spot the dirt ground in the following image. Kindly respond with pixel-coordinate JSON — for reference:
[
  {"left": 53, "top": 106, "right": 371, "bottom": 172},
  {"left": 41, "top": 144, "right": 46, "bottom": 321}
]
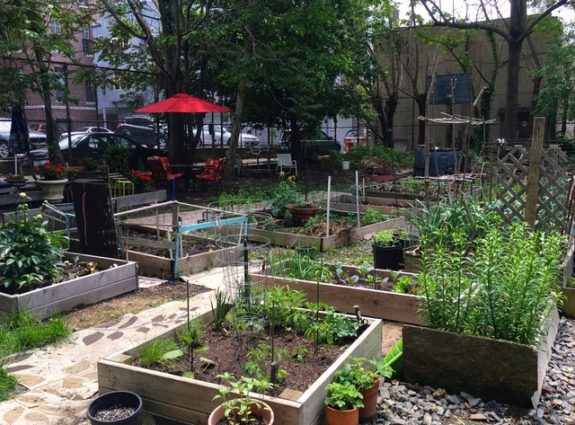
[{"left": 63, "top": 281, "right": 208, "bottom": 331}]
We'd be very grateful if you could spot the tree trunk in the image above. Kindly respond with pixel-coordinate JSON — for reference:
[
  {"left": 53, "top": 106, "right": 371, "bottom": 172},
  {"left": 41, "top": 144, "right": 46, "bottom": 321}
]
[
  {"left": 502, "top": 40, "right": 522, "bottom": 141},
  {"left": 416, "top": 96, "right": 426, "bottom": 147},
  {"left": 384, "top": 93, "right": 398, "bottom": 147},
  {"left": 226, "top": 80, "right": 246, "bottom": 177}
]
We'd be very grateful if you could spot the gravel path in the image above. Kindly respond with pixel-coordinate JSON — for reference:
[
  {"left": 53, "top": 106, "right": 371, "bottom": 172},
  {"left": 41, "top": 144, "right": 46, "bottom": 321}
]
[{"left": 376, "top": 317, "right": 575, "bottom": 425}]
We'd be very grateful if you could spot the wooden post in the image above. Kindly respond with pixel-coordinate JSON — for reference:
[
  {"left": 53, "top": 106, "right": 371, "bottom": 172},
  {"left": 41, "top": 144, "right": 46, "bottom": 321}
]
[
  {"left": 525, "top": 117, "right": 545, "bottom": 227},
  {"left": 72, "top": 181, "right": 118, "bottom": 258}
]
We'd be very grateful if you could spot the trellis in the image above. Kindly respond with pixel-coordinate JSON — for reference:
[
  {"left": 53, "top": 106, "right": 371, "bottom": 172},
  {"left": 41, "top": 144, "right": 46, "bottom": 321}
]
[{"left": 494, "top": 144, "right": 569, "bottom": 233}]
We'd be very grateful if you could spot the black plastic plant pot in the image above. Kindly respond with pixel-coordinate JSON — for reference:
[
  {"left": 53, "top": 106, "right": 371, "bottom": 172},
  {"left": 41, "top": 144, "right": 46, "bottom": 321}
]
[
  {"left": 373, "top": 243, "right": 403, "bottom": 270},
  {"left": 87, "top": 391, "right": 143, "bottom": 425}
]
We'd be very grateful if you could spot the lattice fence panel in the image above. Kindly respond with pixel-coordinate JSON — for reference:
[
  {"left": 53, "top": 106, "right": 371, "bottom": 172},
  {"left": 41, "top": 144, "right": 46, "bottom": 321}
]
[{"left": 494, "top": 145, "right": 569, "bottom": 233}]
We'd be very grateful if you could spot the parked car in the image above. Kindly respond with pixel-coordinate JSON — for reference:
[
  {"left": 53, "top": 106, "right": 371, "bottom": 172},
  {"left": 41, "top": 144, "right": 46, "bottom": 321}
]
[
  {"left": 0, "top": 119, "right": 47, "bottom": 158},
  {"left": 30, "top": 133, "right": 164, "bottom": 168},
  {"left": 116, "top": 116, "right": 165, "bottom": 148},
  {"left": 279, "top": 130, "right": 341, "bottom": 156},
  {"left": 196, "top": 124, "right": 260, "bottom": 147}
]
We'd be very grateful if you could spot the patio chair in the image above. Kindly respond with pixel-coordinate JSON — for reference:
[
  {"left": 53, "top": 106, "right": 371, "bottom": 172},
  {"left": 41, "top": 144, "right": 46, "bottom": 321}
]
[
  {"left": 147, "top": 156, "right": 183, "bottom": 200},
  {"left": 275, "top": 153, "right": 297, "bottom": 176},
  {"left": 193, "top": 157, "right": 226, "bottom": 191}
]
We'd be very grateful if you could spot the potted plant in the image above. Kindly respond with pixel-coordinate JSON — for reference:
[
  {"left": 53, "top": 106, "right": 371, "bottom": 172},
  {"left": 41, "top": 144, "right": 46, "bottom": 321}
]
[
  {"left": 35, "top": 161, "right": 68, "bottom": 203},
  {"left": 209, "top": 373, "right": 275, "bottom": 425},
  {"left": 286, "top": 201, "right": 321, "bottom": 226},
  {"left": 3, "top": 173, "right": 27, "bottom": 187},
  {"left": 325, "top": 381, "right": 364, "bottom": 425},
  {"left": 333, "top": 357, "right": 393, "bottom": 423},
  {"left": 86, "top": 391, "right": 142, "bottom": 425},
  {"left": 372, "top": 229, "right": 402, "bottom": 270},
  {"left": 270, "top": 178, "right": 303, "bottom": 219}
]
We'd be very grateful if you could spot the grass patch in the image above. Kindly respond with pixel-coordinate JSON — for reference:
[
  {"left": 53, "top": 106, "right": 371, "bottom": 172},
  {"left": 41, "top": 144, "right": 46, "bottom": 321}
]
[
  {"left": 0, "top": 368, "right": 18, "bottom": 401},
  {"left": 0, "top": 312, "right": 71, "bottom": 359}
]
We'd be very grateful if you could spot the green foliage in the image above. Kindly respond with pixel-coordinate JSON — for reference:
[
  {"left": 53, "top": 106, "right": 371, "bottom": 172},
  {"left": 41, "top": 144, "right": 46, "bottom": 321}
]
[
  {"left": 373, "top": 230, "right": 397, "bottom": 247},
  {"left": 361, "top": 208, "right": 388, "bottom": 226},
  {"left": 103, "top": 144, "right": 129, "bottom": 173},
  {"left": 393, "top": 276, "right": 415, "bottom": 294},
  {"left": 305, "top": 310, "right": 362, "bottom": 345},
  {"left": 0, "top": 195, "right": 68, "bottom": 294},
  {"left": 211, "top": 290, "right": 229, "bottom": 332},
  {"left": 0, "top": 312, "right": 71, "bottom": 359},
  {"left": 214, "top": 373, "right": 274, "bottom": 425},
  {"left": 270, "top": 180, "right": 303, "bottom": 218},
  {"left": 333, "top": 358, "right": 378, "bottom": 392},
  {"left": 292, "top": 346, "right": 309, "bottom": 363},
  {"left": 371, "top": 340, "right": 401, "bottom": 379},
  {"left": 345, "top": 145, "right": 414, "bottom": 167},
  {"left": 139, "top": 339, "right": 180, "bottom": 367},
  {"left": 325, "top": 382, "right": 364, "bottom": 410},
  {"left": 410, "top": 197, "right": 501, "bottom": 251},
  {"left": 243, "top": 343, "right": 288, "bottom": 382},
  {"left": 270, "top": 251, "right": 334, "bottom": 282},
  {"left": 0, "top": 368, "right": 17, "bottom": 402},
  {"left": 420, "top": 224, "right": 565, "bottom": 345}
]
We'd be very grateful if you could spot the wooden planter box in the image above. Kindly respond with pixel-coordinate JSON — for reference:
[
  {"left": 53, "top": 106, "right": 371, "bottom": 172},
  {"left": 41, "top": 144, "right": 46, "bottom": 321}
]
[
  {"left": 126, "top": 243, "right": 240, "bottom": 279},
  {"left": 98, "top": 311, "right": 382, "bottom": 425},
  {"left": 561, "top": 242, "right": 575, "bottom": 317},
  {"left": 0, "top": 252, "right": 138, "bottom": 320},
  {"left": 249, "top": 216, "right": 405, "bottom": 252},
  {"left": 249, "top": 267, "right": 424, "bottom": 325},
  {"left": 403, "top": 307, "right": 560, "bottom": 407}
]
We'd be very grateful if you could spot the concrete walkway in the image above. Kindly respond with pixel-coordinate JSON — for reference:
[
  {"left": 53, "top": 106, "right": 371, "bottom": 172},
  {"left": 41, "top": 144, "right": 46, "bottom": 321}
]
[{"left": 0, "top": 271, "right": 224, "bottom": 425}]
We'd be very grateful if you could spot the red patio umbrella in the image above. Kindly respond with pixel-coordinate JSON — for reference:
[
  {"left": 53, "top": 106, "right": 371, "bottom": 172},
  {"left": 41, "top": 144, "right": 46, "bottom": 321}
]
[{"left": 135, "top": 93, "right": 231, "bottom": 113}]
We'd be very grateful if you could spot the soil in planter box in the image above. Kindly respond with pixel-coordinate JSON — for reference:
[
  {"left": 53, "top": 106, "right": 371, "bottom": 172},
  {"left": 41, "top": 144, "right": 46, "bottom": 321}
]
[
  {"left": 0, "top": 261, "right": 98, "bottom": 295},
  {"left": 132, "top": 328, "right": 354, "bottom": 396},
  {"left": 262, "top": 211, "right": 357, "bottom": 237},
  {"left": 120, "top": 228, "right": 222, "bottom": 258}
]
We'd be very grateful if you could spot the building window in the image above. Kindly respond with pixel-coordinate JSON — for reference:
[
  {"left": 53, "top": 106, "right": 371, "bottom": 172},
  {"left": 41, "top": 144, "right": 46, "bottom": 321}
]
[
  {"left": 85, "top": 79, "right": 96, "bottom": 103},
  {"left": 54, "top": 67, "right": 66, "bottom": 102},
  {"left": 82, "top": 27, "right": 92, "bottom": 55},
  {"left": 49, "top": 20, "right": 60, "bottom": 34}
]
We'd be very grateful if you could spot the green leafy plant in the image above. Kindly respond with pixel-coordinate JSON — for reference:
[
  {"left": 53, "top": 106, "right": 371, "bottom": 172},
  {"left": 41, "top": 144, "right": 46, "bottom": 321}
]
[
  {"left": 0, "top": 368, "right": 17, "bottom": 402},
  {"left": 178, "top": 320, "right": 208, "bottom": 375},
  {"left": 243, "top": 343, "right": 288, "bottom": 382},
  {"left": 420, "top": 223, "right": 565, "bottom": 345},
  {"left": 325, "top": 382, "right": 364, "bottom": 410},
  {"left": 373, "top": 230, "right": 397, "bottom": 247},
  {"left": 211, "top": 289, "right": 229, "bottom": 331},
  {"left": 361, "top": 208, "right": 388, "bottom": 226},
  {"left": 270, "top": 251, "right": 334, "bottom": 283},
  {"left": 214, "top": 373, "right": 274, "bottom": 425},
  {"left": 270, "top": 179, "right": 303, "bottom": 218},
  {"left": 292, "top": 346, "right": 309, "bottom": 362},
  {"left": 305, "top": 310, "right": 362, "bottom": 345},
  {"left": 103, "top": 144, "right": 129, "bottom": 173},
  {"left": 0, "top": 194, "right": 68, "bottom": 294},
  {"left": 393, "top": 276, "right": 415, "bottom": 294},
  {"left": 139, "top": 338, "right": 180, "bottom": 367},
  {"left": 374, "top": 339, "right": 402, "bottom": 378},
  {"left": 333, "top": 358, "right": 378, "bottom": 392}
]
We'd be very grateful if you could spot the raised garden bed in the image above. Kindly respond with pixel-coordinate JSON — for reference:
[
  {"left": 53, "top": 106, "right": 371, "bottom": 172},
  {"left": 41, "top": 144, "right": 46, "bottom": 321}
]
[
  {"left": 329, "top": 193, "right": 412, "bottom": 214},
  {"left": 248, "top": 214, "right": 405, "bottom": 251},
  {"left": 403, "top": 307, "right": 559, "bottom": 407},
  {"left": 119, "top": 224, "right": 239, "bottom": 279},
  {"left": 97, "top": 310, "right": 382, "bottom": 425},
  {"left": 561, "top": 242, "right": 575, "bottom": 317},
  {"left": 0, "top": 252, "right": 138, "bottom": 320},
  {"left": 249, "top": 264, "right": 423, "bottom": 325}
]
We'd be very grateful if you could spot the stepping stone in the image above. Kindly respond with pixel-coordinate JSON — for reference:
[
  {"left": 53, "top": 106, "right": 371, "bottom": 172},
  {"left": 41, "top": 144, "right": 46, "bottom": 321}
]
[
  {"left": 107, "top": 331, "right": 124, "bottom": 341},
  {"left": 3, "top": 406, "right": 25, "bottom": 423},
  {"left": 5, "top": 364, "right": 34, "bottom": 373},
  {"left": 118, "top": 316, "right": 138, "bottom": 329},
  {"left": 137, "top": 327, "right": 150, "bottom": 333},
  {"left": 24, "top": 411, "right": 49, "bottom": 422},
  {"left": 82, "top": 331, "right": 104, "bottom": 346}
]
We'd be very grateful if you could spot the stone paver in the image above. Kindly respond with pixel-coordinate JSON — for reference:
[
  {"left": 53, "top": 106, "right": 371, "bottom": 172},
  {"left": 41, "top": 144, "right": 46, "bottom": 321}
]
[{"left": 0, "top": 271, "right": 220, "bottom": 425}]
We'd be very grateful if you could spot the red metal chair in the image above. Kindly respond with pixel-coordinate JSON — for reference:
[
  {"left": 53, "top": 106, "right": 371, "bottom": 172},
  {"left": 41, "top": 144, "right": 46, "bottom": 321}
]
[
  {"left": 147, "top": 156, "right": 183, "bottom": 200},
  {"left": 193, "top": 157, "right": 226, "bottom": 191}
]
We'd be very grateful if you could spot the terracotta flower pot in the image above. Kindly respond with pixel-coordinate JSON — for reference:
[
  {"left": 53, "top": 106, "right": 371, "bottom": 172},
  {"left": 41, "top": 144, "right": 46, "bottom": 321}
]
[
  {"left": 326, "top": 405, "right": 359, "bottom": 425},
  {"left": 208, "top": 399, "right": 274, "bottom": 425},
  {"left": 286, "top": 203, "right": 320, "bottom": 226},
  {"left": 359, "top": 378, "right": 381, "bottom": 422}
]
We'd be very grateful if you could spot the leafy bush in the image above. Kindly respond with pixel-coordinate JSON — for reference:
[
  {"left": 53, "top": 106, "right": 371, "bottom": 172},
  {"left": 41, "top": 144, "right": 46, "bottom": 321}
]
[
  {"left": 270, "top": 179, "right": 303, "bottom": 218},
  {"left": 103, "top": 144, "right": 129, "bottom": 173},
  {"left": 345, "top": 145, "right": 414, "bottom": 166},
  {"left": 325, "top": 382, "right": 364, "bottom": 410},
  {"left": 0, "top": 194, "right": 68, "bottom": 294},
  {"left": 420, "top": 223, "right": 565, "bottom": 345},
  {"left": 361, "top": 208, "right": 388, "bottom": 226}
]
